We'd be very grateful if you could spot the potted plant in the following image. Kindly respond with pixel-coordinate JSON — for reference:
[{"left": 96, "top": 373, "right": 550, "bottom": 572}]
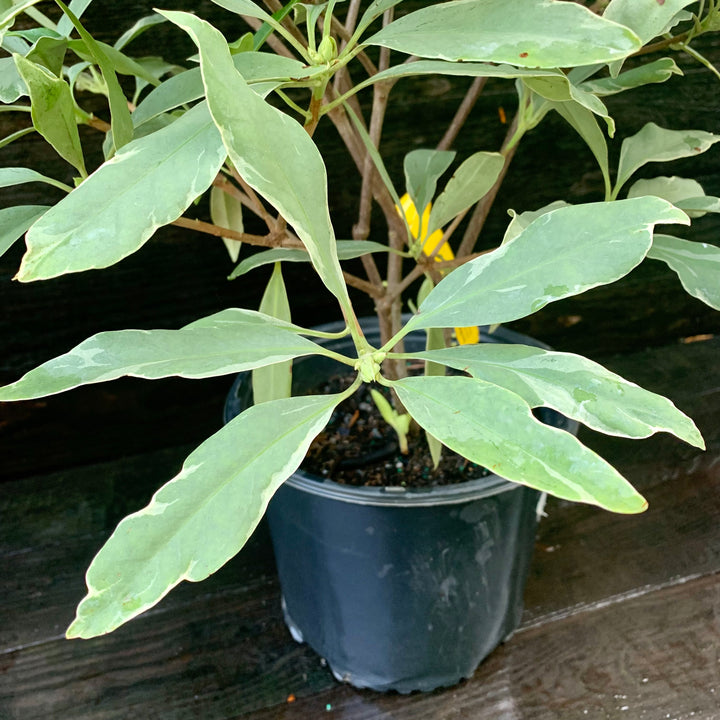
[{"left": 1, "top": 0, "right": 719, "bottom": 692}]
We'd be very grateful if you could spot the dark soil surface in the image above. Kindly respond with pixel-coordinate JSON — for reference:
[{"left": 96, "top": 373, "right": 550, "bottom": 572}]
[{"left": 302, "top": 374, "right": 490, "bottom": 488}]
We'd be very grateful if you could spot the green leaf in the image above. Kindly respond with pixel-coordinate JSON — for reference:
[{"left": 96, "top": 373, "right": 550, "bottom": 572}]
[
  {"left": 0, "top": 204, "right": 47, "bottom": 258},
  {"left": 548, "top": 99, "right": 611, "bottom": 192},
  {"left": 502, "top": 200, "right": 569, "bottom": 245},
  {"left": 210, "top": 0, "right": 275, "bottom": 23},
  {"left": 427, "top": 152, "right": 505, "bottom": 237},
  {"left": 55, "top": 0, "right": 133, "bottom": 150},
  {"left": 370, "top": 387, "right": 411, "bottom": 454},
  {"left": 366, "top": 60, "right": 560, "bottom": 91},
  {"left": 403, "top": 198, "right": 688, "bottom": 333},
  {"left": 66, "top": 390, "right": 347, "bottom": 638},
  {"left": 13, "top": 55, "right": 86, "bottom": 175},
  {"left": 604, "top": 0, "right": 697, "bottom": 44},
  {"left": 252, "top": 263, "right": 293, "bottom": 404},
  {"left": 183, "top": 307, "right": 307, "bottom": 333},
  {"left": 0, "top": 125, "right": 35, "bottom": 150},
  {"left": 423, "top": 322, "right": 446, "bottom": 467},
  {"left": 648, "top": 234, "right": 720, "bottom": 311},
  {"left": 522, "top": 73, "right": 614, "bottom": 136},
  {"left": 16, "top": 102, "right": 226, "bottom": 281},
  {"left": 66, "top": 38, "right": 161, "bottom": 87},
  {"left": 392, "top": 375, "right": 648, "bottom": 513},
  {"left": 55, "top": 0, "right": 92, "bottom": 36},
  {"left": 411, "top": 344, "right": 704, "bottom": 448},
  {"left": 627, "top": 175, "right": 707, "bottom": 217},
  {"left": 0, "top": 0, "right": 43, "bottom": 39},
  {"left": 353, "top": 0, "right": 405, "bottom": 40},
  {"left": 674, "top": 196, "right": 720, "bottom": 214},
  {"left": 26, "top": 35, "right": 67, "bottom": 76},
  {"left": 0, "top": 55, "right": 26, "bottom": 101},
  {"left": 615, "top": 123, "right": 720, "bottom": 197},
  {"left": 0, "top": 166, "right": 71, "bottom": 192},
  {"left": 403, "top": 149, "right": 455, "bottom": 228},
  {"left": 579, "top": 57, "right": 682, "bottom": 96},
  {"left": 366, "top": 0, "right": 641, "bottom": 68},
  {"left": 343, "top": 100, "right": 404, "bottom": 220},
  {"left": 210, "top": 184, "right": 243, "bottom": 262},
  {"left": 228, "top": 241, "right": 390, "bottom": 279},
  {"left": 132, "top": 53, "right": 319, "bottom": 128},
  {"left": 163, "top": 11, "right": 350, "bottom": 310},
  {"left": 0, "top": 310, "right": 332, "bottom": 401},
  {"left": 113, "top": 13, "right": 166, "bottom": 51}
]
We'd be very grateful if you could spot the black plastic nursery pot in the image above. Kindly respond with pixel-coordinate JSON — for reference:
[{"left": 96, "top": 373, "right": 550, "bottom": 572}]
[{"left": 224, "top": 320, "right": 577, "bottom": 693}]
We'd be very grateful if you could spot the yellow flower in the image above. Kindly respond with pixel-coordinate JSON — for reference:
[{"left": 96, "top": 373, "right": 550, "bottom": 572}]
[{"left": 398, "top": 194, "right": 479, "bottom": 345}]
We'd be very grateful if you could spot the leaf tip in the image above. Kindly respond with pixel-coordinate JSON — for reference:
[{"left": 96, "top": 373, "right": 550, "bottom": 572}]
[
  {"left": 65, "top": 619, "right": 83, "bottom": 640},
  {"left": 615, "top": 492, "right": 648, "bottom": 515}
]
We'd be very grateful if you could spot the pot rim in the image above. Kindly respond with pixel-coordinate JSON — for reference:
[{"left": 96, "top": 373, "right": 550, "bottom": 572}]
[
  {"left": 282, "top": 468, "right": 524, "bottom": 507},
  {"left": 224, "top": 318, "right": 578, "bottom": 508}
]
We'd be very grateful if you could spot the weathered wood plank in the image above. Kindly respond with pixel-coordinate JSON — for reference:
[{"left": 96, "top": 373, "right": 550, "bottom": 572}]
[
  {"left": 0, "top": 445, "right": 281, "bottom": 650},
  {"left": 525, "top": 336, "right": 720, "bottom": 622},
  {"left": 242, "top": 573, "right": 720, "bottom": 720}
]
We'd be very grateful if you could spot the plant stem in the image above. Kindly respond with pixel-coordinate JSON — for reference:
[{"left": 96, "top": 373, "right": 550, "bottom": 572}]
[
  {"left": 86, "top": 116, "right": 111, "bottom": 133},
  {"left": 343, "top": 271, "right": 385, "bottom": 298},
  {"left": 172, "top": 216, "right": 303, "bottom": 248},
  {"left": 342, "top": 0, "right": 363, "bottom": 40},
  {"left": 261, "top": 0, "right": 310, "bottom": 54},
  {"left": 331, "top": 17, "right": 378, "bottom": 77},
  {"left": 353, "top": 78, "right": 392, "bottom": 287},
  {"left": 275, "top": 89, "right": 312, "bottom": 120},
  {"left": 436, "top": 77, "right": 488, "bottom": 152},
  {"left": 680, "top": 43, "right": 720, "bottom": 81}
]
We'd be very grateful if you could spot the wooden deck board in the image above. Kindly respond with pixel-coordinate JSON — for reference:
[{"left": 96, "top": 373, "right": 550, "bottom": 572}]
[
  {"left": 2, "top": 338, "right": 719, "bottom": 719},
  {"left": 238, "top": 573, "right": 720, "bottom": 720}
]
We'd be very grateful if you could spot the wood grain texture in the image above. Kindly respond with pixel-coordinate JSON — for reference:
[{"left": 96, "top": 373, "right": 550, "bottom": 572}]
[{"left": 239, "top": 574, "right": 720, "bottom": 720}]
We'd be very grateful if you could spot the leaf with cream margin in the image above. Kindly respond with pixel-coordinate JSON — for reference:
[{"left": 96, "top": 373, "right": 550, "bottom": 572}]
[
  {"left": 403, "top": 149, "right": 455, "bottom": 232},
  {"left": 604, "top": 0, "right": 697, "bottom": 44},
  {"left": 502, "top": 200, "right": 569, "bottom": 245},
  {"left": 229, "top": 241, "right": 391, "bottom": 279},
  {"left": 0, "top": 310, "right": 334, "bottom": 401},
  {"left": 366, "top": 0, "right": 641, "bottom": 68},
  {"left": 162, "top": 11, "right": 350, "bottom": 310},
  {"left": 408, "top": 344, "right": 704, "bottom": 448},
  {"left": 0, "top": 204, "right": 47, "bottom": 258},
  {"left": 549, "top": 100, "right": 611, "bottom": 193},
  {"left": 402, "top": 198, "right": 688, "bottom": 334},
  {"left": 578, "top": 57, "right": 682, "bottom": 97},
  {"left": 210, "top": 184, "right": 243, "bottom": 262},
  {"left": 627, "top": 176, "right": 706, "bottom": 217},
  {"left": 614, "top": 123, "right": 720, "bottom": 197},
  {"left": 56, "top": 0, "right": 134, "bottom": 151},
  {"left": 522, "top": 73, "right": 615, "bottom": 136},
  {"left": 427, "top": 152, "right": 505, "bottom": 237},
  {"left": 252, "top": 263, "right": 293, "bottom": 404},
  {"left": 648, "top": 234, "right": 720, "bottom": 310},
  {"left": 675, "top": 196, "right": 720, "bottom": 214},
  {"left": 0, "top": 166, "right": 71, "bottom": 192},
  {"left": 16, "top": 102, "right": 226, "bottom": 281},
  {"left": 131, "top": 53, "right": 323, "bottom": 128},
  {"left": 66, "top": 390, "right": 350, "bottom": 638},
  {"left": 12, "top": 55, "right": 86, "bottom": 175},
  {"left": 392, "top": 375, "right": 648, "bottom": 514}
]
